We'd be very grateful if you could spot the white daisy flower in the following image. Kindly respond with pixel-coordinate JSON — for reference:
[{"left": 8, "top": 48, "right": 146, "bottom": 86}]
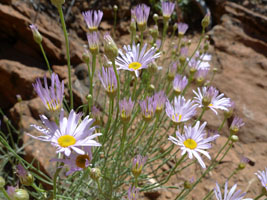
[
  {"left": 115, "top": 43, "right": 160, "bottom": 77},
  {"left": 214, "top": 182, "right": 252, "bottom": 200},
  {"left": 165, "top": 95, "right": 197, "bottom": 124},
  {"left": 193, "top": 86, "right": 231, "bottom": 115},
  {"left": 168, "top": 121, "right": 219, "bottom": 168},
  {"left": 255, "top": 167, "right": 267, "bottom": 191},
  {"left": 29, "top": 109, "right": 101, "bottom": 156}
]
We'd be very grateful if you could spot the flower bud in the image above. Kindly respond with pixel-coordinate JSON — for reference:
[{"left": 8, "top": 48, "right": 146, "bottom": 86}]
[
  {"left": 89, "top": 168, "right": 101, "bottom": 181},
  {"left": 0, "top": 176, "right": 5, "bottom": 188},
  {"left": 103, "top": 33, "right": 118, "bottom": 60},
  {"left": 50, "top": 0, "right": 65, "bottom": 8},
  {"left": 149, "top": 26, "right": 159, "bottom": 40},
  {"left": 173, "top": 23, "right": 178, "bottom": 31},
  {"left": 16, "top": 164, "right": 34, "bottom": 186},
  {"left": 113, "top": 5, "right": 118, "bottom": 11},
  {"left": 204, "top": 43, "right": 209, "bottom": 51},
  {"left": 201, "top": 13, "right": 210, "bottom": 28},
  {"left": 3, "top": 115, "right": 8, "bottom": 123},
  {"left": 16, "top": 94, "right": 22, "bottom": 102},
  {"left": 184, "top": 181, "right": 192, "bottom": 189},
  {"left": 82, "top": 49, "right": 90, "bottom": 64},
  {"left": 187, "top": 39, "right": 192, "bottom": 46},
  {"left": 153, "top": 14, "right": 159, "bottom": 23},
  {"left": 29, "top": 24, "right": 42, "bottom": 45},
  {"left": 148, "top": 84, "right": 155, "bottom": 94},
  {"left": 86, "top": 94, "right": 93, "bottom": 101},
  {"left": 14, "top": 189, "right": 29, "bottom": 200},
  {"left": 230, "top": 135, "right": 239, "bottom": 142},
  {"left": 238, "top": 163, "right": 246, "bottom": 170},
  {"left": 130, "top": 19, "right": 136, "bottom": 33}
]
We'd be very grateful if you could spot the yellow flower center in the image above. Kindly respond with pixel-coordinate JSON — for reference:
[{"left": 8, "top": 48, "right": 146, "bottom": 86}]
[
  {"left": 88, "top": 26, "right": 98, "bottom": 32},
  {"left": 58, "top": 135, "right": 76, "bottom": 148},
  {"left": 208, "top": 103, "right": 213, "bottom": 107},
  {"left": 172, "top": 114, "right": 182, "bottom": 122},
  {"left": 183, "top": 139, "right": 197, "bottom": 150},
  {"left": 128, "top": 62, "right": 142, "bottom": 70},
  {"left": 46, "top": 100, "right": 60, "bottom": 111},
  {"left": 75, "top": 154, "right": 90, "bottom": 168}
]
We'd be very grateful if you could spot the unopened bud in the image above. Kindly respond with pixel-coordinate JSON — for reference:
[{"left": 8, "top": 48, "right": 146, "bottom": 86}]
[
  {"left": 14, "top": 189, "right": 29, "bottom": 200},
  {"left": 149, "top": 26, "right": 159, "bottom": 39},
  {"left": 184, "top": 181, "right": 192, "bottom": 189},
  {"left": 50, "top": 0, "right": 65, "bottom": 8},
  {"left": 16, "top": 94, "right": 22, "bottom": 102},
  {"left": 187, "top": 39, "right": 192, "bottom": 46},
  {"left": 238, "top": 163, "right": 246, "bottom": 170},
  {"left": 153, "top": 14, "right": 159, "bottom": 23},
  {"left": 173, "top": 23, "right": 178, "bottom": 31},
  {"left": 86, "top": 94, "right": 92, "bottom": 101},
  {"left": 113, "top": 5, "right": 118, "bottom": 11},
  {"left": 104, "top": 34, "right": 118, "bottom": 60},
  {"left": 148, "top": 84, "right": 155, "bottom": 93},
  {"left": 89, "top": 168, "right": 101, "bottom": 181},
  {"left": 230, "top": 135, "right": 239, "bottom": 142},
  {"left": 201, "top": 13, "right": 210, "bottom": 28},
  {"left": 204, "top": 43, "right": 209, "bottom": 51},
  {"left": 130, "top": 20, "right": 136, "bottom": 33},
  {"left": 0, "top": 176, "right": 5, "bottom": 188},
  {"left": 29, "top": 24, "right": 42, "bottom": 44},
  {"left": 3, "top": 115, "right": 8, "bottom": 123}
]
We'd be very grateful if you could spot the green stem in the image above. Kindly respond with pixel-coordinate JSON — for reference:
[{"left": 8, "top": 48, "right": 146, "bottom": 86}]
[
  {"left": 53, "top": 164, "right": 63, "bottom": 200},
  {"left": 175, "top": 188, "right": 186, "bottom": 200},
  {"left": 140, "top": 30, "right": 144, "bottom": 48},
  {"left": 180, "top": 141, "right": 233, "bottom": 199},
  {"left": 58, "top": 6, "right": 73, "bottom": 109},
  {"left": 202, "top": 190, "right": 213, "bottom": 200},
  {"left": 132, "top": 76, "right": 137, "bottom": 100},
  {"left": 180, "top": 28, "right": 205, "bottom": 74},
  {"left": 160, "top": 21, "right": 168, "bottom": 51},
  {"left": 254, "top": 193, "right": 264, "bottom": 200},
  {"left": 192, "top": 107, "right": 206, "bottom": 126},
  {"left": 227, "top": 168, "right": 239, "bottom": 181},
  {"left": 39, "top": 43, "right": 52, "bottom": 74},
  {"left": 1, "top": 188, "right": 12, "bottom": 200},
  {"left": 112, "top": 59, "right": 120, "bottom": 119},
  {"left": 218, "top": 116, "right": 227, "bottom": 131},
  {"left": 113, "top": 10, "right": 117, "bottom": 38}
]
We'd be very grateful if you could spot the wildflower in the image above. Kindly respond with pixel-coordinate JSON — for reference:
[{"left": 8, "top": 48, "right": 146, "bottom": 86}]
[
  {"left": 134, "top": 4, "right": 150, "bottom": 31},
  {"left": 32, "top": 73, "right": 64, "bottom": 112},
  {"left": 139, "top": 96, "right": 157, "bottom": 122},
  {"left": 87, "top": 32, "right": 100, "bottom": 55},
  {"left": 119, "top": 98, "right": 134, "bottom": 123},
  {"left": 116, "top": 43, "right": 160, "bottom": 77},
  {"left": 238, "top": 156, "right": 249, "bottom": 170},
  {"left": 173, "top": 75, "right": 188, "bottom": 95},
  {"left": 230, "top": 116, "right": 245, "bottom": 135},
  {"left": 193, "top": 86, "right": 231, "bottom": 115},
  {"left": 165, "top": 96, "right": 197, "bottom": 125},
  {"left": 161, "top": 1, "right": 175, "bottom": 21},
  {"left": 195, "top": 69, "right": 209, "bottom": 86},
  {"left": 132, "top": 155, "right": 147, "bottom": 178},
  {"left": 178, "top": 23, "right": 189, "bottom": 36},
  {"left": 98, "top": 67, "right": 117, "bottom": 98},
  {"left": 103, "top": 33, "right": 118, "bottom": 60},
  {"left": 255, "top": 168, "right": 267, "bottom": 191},
  {"left": 128, "top": 185, "right": 139, "bottom": 200},
  {"left": 16, "top": 164, "right": 34, "bottom": 186},
  {"left": 29, "top": 109, "right": 101, "bottom": 156},
  {"left": 29, "top": 24, "right": 42, "bottom": 44},
  {"left": 214, "top": 182, "right": 252, "bottom": 200},
  {"left": 51, "top": 151, "right": 91, "bottom": 175},
  {"left": 82, "top": 10, "right": 103, "bottom": 32},
  {"left": 224, "top": 100, "right": 235, "bottom": 118},
  {"left": 153, "top": 91, "right": 166, "bottom": 113},
  {"left": 189, "top": 51, "right": 211, "bottom": 72},
  {"left": 168, "top": 121, "right": 219, "bottom": 168}
]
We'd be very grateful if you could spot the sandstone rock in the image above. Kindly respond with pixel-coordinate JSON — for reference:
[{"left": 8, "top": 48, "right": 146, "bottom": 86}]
[
  {"left": 208, "top": 2, "right": 267, "bottom": 143},
  {"left": 0, "top": 59, "right": 45, "bottom": 110}
]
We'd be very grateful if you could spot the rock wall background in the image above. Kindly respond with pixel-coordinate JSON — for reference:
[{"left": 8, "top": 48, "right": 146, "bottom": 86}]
[{"left": 0, "top": 0, "right": 266, "bottom": 199}]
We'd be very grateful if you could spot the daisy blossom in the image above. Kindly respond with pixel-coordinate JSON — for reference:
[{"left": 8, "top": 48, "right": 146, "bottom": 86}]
[
  {"left": 30, "top": 109, "right": 101, "bottom": 156},
  {"left": 255, "top": 167, "right": 267, "bottom": 191},
  {"left": 116, "top": 43, "right": 160, "bottom": 77},
  {"left": 168, "top": 121, "right": 219, "bottom": 168}
]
